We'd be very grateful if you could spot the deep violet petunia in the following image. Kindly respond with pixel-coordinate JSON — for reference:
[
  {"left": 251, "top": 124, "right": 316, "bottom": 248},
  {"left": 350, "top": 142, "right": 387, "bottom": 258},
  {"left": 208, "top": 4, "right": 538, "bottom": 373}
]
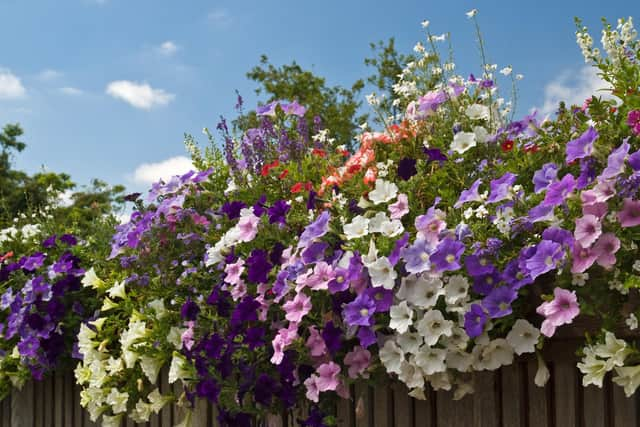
[
  {"left": 220, "top": 201, "right": 247, "bottom": 220},
  {"left": 322, "top": 321, "right": 342, "bottom": 354},
  {"left": 430, "top": 238, "right": 465, "bottom": 272},
  {"left": 246, "top": 249, "right": 273, "bottom": 284},
  {"left": 365, "top": 287, "right": 393, "bottom": 312},
  {"left": 268, "top": 200, "right": 291, "bottom": 225},
  {"left": 181, "top": 299, "right": 200, "bottom": 321},
  {"left": 397, "top": 158, "right": 417, "bottom": 181},
  {"left": 464, "top": 303, "right": 488, "bottom": 338}
]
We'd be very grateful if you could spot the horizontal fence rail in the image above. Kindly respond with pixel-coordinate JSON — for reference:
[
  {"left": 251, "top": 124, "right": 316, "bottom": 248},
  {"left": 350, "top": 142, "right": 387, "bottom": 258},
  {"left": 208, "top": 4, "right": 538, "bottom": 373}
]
[{"left": 1, "top": 341, "right": 638, "bottom": 427}]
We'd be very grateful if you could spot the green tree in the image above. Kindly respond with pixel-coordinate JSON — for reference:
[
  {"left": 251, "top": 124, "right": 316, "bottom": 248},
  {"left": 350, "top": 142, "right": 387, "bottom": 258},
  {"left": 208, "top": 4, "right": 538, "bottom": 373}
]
[{"left": 235, "top": 55, "right": 367, "bottom": 151}]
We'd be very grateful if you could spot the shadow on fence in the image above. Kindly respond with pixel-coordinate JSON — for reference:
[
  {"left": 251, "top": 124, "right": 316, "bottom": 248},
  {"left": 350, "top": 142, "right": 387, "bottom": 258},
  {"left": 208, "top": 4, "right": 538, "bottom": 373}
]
[{"left": 2, "top": 340, "right": 638, "bottom": 427}]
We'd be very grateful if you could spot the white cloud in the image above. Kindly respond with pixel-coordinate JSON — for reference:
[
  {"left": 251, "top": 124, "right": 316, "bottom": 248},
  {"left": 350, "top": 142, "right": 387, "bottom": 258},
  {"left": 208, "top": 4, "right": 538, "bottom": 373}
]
[
  {"left": 0, "top": 68, "right": 26, "bottom": 99},
  {"left": 37, "top": 69, "right": 63, "bottom": 81},
  {"left": 59, "top": 87, "right": 83, "bottom": 96},
  {"left": 207, "top": 8, "right": 232, "bottom": 27},
  {"left": 157, "top": 41, "right": 179, "bottom": 56},
  {"left": 537, "top": 66, "right": 616, "bottom": 117},
  {"left": 106, "top": 80, "right": 174, "bottom": 110},
  {"left": 131, "top": 156, "right": 194, "bottom": 186}
]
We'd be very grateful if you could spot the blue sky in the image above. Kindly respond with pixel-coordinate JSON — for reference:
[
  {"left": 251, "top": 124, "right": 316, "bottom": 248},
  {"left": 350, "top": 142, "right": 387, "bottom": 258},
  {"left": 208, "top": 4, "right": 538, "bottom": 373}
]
[{"left": 0, "top": 0, "right": 638, "bottom": 193}]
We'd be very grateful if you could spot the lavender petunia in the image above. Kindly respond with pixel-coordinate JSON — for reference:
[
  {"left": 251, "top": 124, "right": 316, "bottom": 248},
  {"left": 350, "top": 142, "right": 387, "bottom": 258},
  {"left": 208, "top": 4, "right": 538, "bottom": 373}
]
[
  {"left": 298, "top": 211, "right": 330, "bottom": 249},
  {"left": 454, "top": 179, "right": 483, "bottom": 208},
  {"left": 543, "top": 174, "right": 576, "bottom": 207},
  {"left": 464, "top": 304, "right": 488, "bottom": 338},
  {"left": 565, "top": 126, "right": 598, "bottom": 163},
  {"left": 343, "top": 294, "right": 376, "bottom": 327},
  {"left": 600, "top": 140, "right": 630, "bottom": 180},
  {"left": 430, "top": 238, "right": 465, "bottom": 272},
  {"left": 482, "top": 286, "right": 518, "bottom": 318},
  {"left": 532, "top": 163, "right": 558, "bottom": 194},
  {"left": 524, "top": 240, "right": 564, "bottom": 280},
  {"left": 487, "top": 173, "right": 517, "bottom": 204},
  {"left": 401, "top": 239, "right": 433, "bottom": 274}
]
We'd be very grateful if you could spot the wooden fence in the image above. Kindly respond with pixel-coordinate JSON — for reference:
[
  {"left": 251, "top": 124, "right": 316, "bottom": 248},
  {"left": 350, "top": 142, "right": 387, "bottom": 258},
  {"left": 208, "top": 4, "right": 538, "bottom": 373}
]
[{"left": 1, "top": 339, "right": 638, "bottom": 427}]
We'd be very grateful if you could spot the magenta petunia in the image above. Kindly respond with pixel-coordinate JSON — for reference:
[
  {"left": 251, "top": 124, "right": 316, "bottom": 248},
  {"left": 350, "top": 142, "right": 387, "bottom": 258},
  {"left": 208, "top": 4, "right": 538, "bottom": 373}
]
[{"left": 536, "top": 287, "right": 579, "bottom": 337}]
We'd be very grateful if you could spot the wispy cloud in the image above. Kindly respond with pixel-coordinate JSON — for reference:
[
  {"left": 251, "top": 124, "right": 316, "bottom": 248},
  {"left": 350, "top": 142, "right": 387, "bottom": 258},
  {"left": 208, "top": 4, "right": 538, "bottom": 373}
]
[
  {"left": 131, "top": 156, "right": 194, "bottom": 186},
  {"left": 156, "top": 40, "right": 180, "bottom": 56},
  {"left": 0, "top": 68, "right": 26, "bottom": 99},
  {"left": 537, "top": 66, "right": 616, "bottom": 117},
  {"left": 59, "top": 87, "right": 84, "bottom": 96},
  {"left": 37, "top": 69, "right": 63, "bottom": 82},
  {"left": 106, "top": 80, "right": 174, "bottom": 110},
  {"left": 207, "top": 8, "right": 232, "bottom": 27}
]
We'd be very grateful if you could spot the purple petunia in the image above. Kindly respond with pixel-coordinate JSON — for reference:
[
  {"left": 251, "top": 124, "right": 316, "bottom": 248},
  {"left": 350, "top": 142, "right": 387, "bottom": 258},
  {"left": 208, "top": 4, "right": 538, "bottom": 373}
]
[
  {"left": 482, "top": 286, "right": 518, "bottom": 318},
  {"left": 532, "top": 163, "right": 558, "bottom": 194},
  {"left": 246, "top": 249, "right": 273, "bottom": 284},
  {"left": 487, "top": 173, "right": 517, "bottom": 204},
  {"left": 342, "top": 294, "right": 376, "bottom": 327},
  {"left": 397, "top": 158, "right": 417, "bottom": 181},
  {"left": 401, "top": 239, "right": 433, "bottom": 274},
  {"left": 565, "top": 126, "right": 598, "bottom": 163},
  {"left": 430, "top": 238, "right": 465, "bottom": 272},
  {"left": 543, "top": 174, "right": 576, "bottom": 206},
  {"left": 268, "top": 200, "right": 291, "bottom": 225},
  {"left": 181, "top": 299, "right": 200, "bottom": 321},
  {"left": 298, "top": 211, "right": 330, "bottom": 249},
  {"left": 523, "top": 240, "right": 564, "bottom": 280},
  {"left": 454, "top": 179, "right": 483, "bottom": 208},
  {"left": 600, "top": 140, "right": 630, "bottom": 180},
  {"left": 464, "top": 304, "right": 488, "bottom": 338}
]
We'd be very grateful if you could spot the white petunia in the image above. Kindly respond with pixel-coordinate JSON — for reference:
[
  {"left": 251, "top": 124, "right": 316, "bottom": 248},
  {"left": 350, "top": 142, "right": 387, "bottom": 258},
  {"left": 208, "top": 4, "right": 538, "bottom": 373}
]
[
  {"left": 379, "top": 339, "right": 405, "bottom": 374},
  {"left": 441, "top": 326, "right": 469, "bottom": 351},
  {"left": 148, "top": 299, "right": 167, "bottom": 319},
  {"left": 444, "top": 275, "right": 469, "bottom": 305},
  {"left": 82, "top": 267, "right": 105, "bottom": 290},
  {"left": 473, "top": 126, "right": 489, "bottom": 143},
  {"left": 343, "top": 215, "right": 369, "bottom": 240},
  {"left": 416, "top": 310, "right": 453, "bottom": 346},
  {"left": 593, "top": 331, "right": 631, "bottom": 367},
  {"left": 450, "top": 131, "right": 477, "bottom": 154},
  {"left": 414, "top": 346, "right": 447, "bottom": 375},
  {"left": 409, "top": 387, "right": 426, "bottom": 400},
  {"left": 106, "top": 388, "right": 129, "bottom": 414},
  {"left": 390, "top": 301, "right": 414, "bottom": 334},
  {"left": 427, "top": 372, "right": 452, "bottom": 391},
  {"left": 368, "top": 179, "right": 398, "bottom": 205},
  {"left": 578, "top": 348, "right": 609, "bottom": 387},
  {"left": 626, "top": 313, "right": 638, "bottom": 330},
  {"left": 148, "top": 388, "right": 173, "bottom": 413},
  {"left": 366, "top": 257, "right": 397, "bottom": 289},
  {"left": 168, "top": 352, "right": 192, "bottom": 384},
  {"left": 139, "top": 355, "right": 163, "bottom": 383},
  {"left": 506, "top": 319, "right": 540, "bottom": 355},
  {"left": 446, "top": 349, "right": 473, "bottom": 372},
  {"left": 107, "top": 280, "right": 126, "bottom": 300},
  {"left": 453, "top": 381, "right": 474, "bottom": 400},
  {"left": 473, "top": 339, "right": 513, "bottom": 371},
  {"left": 613, "top": 365, "right": 640, "bottom": 397},
  {"left": 465, "top": 104, "right": 490, "bottom": 120},
  {"left": 130, "top": 400, "right": 153, "bottom": 423},
  {"left": 399, "top": 360, "right": 425, "bottom": 389},
  {"left": 397, "top": 331, "right": 424, "bottom": 355}
]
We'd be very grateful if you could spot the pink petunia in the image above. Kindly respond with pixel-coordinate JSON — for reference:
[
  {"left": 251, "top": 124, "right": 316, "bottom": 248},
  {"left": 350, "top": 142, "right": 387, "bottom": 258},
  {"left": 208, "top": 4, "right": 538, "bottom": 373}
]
[
  {"left": 304, "top": 375, "right": 320, "bottom": 402},
  {"left": 282, "top": 292, "right": 312, "bottom": 323},
  {"left": 224, "top": 259, "right": 245, "bottom": 285},
  {"left": 306, "top": 326, "right": 327, "bottom": 357},
  {"left": 582, "top": 201, "right": 608, "bottom": 219},
  {"left": 574, "top": 214, "right": 602, "bottom": 248},
  {"left": 592, "top": 232, "right": 621, "bottom": 269},
  {"left": 571, "top": 242, "right": 598, "bottom": 274},
  {"left": 617, "top": 198, "right": 640, "bottom": 228},
  {"left": 315, "top": 362, "right": 341, "bottom": 392},
  {"left": 536, "top": 288, "right": 580, "bottom": 337},
  {"left": 236, "top": 211, "right": 260, "bottom": 242},
  {"left": 344, "top": 346, "right": 372, "bottom": 379},
  {"left": 270, "top": 324, "right": 298, "bottom": 365},
  {"left": 389, "top": 193, "right": 410, "bottom": 219}
]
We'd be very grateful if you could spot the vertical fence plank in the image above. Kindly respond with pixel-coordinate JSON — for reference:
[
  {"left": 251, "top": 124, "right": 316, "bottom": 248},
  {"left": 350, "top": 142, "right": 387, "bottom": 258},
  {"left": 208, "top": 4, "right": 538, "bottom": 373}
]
[
  {"left": 553, "top": 357, "right": 577, "bottom": 427},
  {"left": 191, "top": 398, "right": 208, "bottom": 427},
  {"left": 11, "top": 381, "right": 33, "bottom": 427},
  {"left": 54, "top": 374, "right": 64, "bottom": 427},
  {"left": 43, "top": 376, "right": 53, "bottom": 427},
  {"left": 527, "top": 357, "right": 549, "bottom": 427},
  {"left": 73, "top": 383, "right": 83, "bottom": 427},
  {"left": 34, "top": 379, "right": 44, "bottom": 427},
  {"left": 436, "top": 388, "right": 472, "bottom": 427},
  {"left": 158, "top": 369, "right": 172, "bottom": 427},
  {"left": 336, "top": 388, "right": 354, "bottom": 427},
  {"left": 2, "top": 394, "right": 11, "bottom": 427},
  {"left": 391, "top": 383, "right": 412, "bottom": 427},
  {"left": 501, "top": 362, "right": 524, "bottom": 427},
  {"left": 63, "top": 375, "right": 74, "bottom": 427},
  {"left": 612, "top": 381, "right": 637, "bottom": 427},
  {"left": 414, "top": 385, "right": 434, "bottom": 427},
  {"left": 583, "top": 385, "right": 606, "bottom": 427},
  {"left": 373, "top": 384, "right": 392, "bottom": 427},
  {"left": 472, "top": 371, "right": 499, "bottom": 427},
  {"left": 354, "top": 384, "right": 371, "bottom": 427}
]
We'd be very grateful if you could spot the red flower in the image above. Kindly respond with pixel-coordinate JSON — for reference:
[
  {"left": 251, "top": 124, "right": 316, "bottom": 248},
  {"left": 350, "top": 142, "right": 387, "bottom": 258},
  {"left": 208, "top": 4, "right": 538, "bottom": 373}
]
[
  {"left": 304, "top": 181, "right": 313, "bottom": 191},
  {"left": 291, "top": 182, "right": 303, "bottom": 193},
  {"left": 501, "top": 140, "right": 514, "bottom": 152},
  {"left": 278, "top": 169, "right": 289, "bottom": 180},
  {"left": 0, "top": 251, "right": 14, "bottom": 262},
  {"left": 260, "top": 160, "right": 280, "bottom": 177},
  {"left": 523, "top": 144, "right": 539, "bottom": 154},
  {"left": 312, "top": 148, "right": 326, "bottom": 158}
]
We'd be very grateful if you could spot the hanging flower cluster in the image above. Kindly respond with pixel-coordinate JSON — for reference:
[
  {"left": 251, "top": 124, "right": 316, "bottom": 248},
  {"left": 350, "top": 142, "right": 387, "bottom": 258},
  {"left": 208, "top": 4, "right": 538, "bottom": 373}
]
[{"left": 64, "top": 13, "right": 640, "bottom": 427}]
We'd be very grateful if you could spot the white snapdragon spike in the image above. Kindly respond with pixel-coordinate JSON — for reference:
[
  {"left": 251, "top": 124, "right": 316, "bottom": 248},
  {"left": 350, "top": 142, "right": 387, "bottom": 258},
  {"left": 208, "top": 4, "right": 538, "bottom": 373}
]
[
  {"left": 107, "top": 280, "right": 126, "bottom": 300},
  {"left": 389, "top": 302, "right": 414, "bottom": 333},
  {"left": 446, "top": 349, "right": 473, "bottom": 372},
  {"left": 399, "top": 361, "right": 425, "bottom": 389},
  {"left": 106, "top": 388, "right": 129, "bottom": 414},
  {"left": 397, "top": 331, "right": 424, "bottom": 355},
  {"left": 593, "top": 332, "right": 631, "bottom": 366},
  {"left": 613, "top": 365, "right": 640, "bottom": 397},
  {"left": 506, "top": 319, "right": 540, "bottom": 355},
  {"left": 450, "top": 131, "right": 477, "bottom": 154},
  {"left": 578, "top": 348, "right": 609, "bottom": 387},
  {"left": 366, "top": 256, "right": 397, "bottom": 289},
  {"left": 343, "top": 215, "right": 369, "bottom": 240},
  {"left": 444, "top": 275, "right": 470, "bottom": 305},
  {"left": 379, "top": 339, "right": 405, "bottom": 374},
  {"left": 414, "top": 346, "right": 447, "bottom": 375},
  {"left": 465, "top": 104, "right": 490, "bottom": 121},
  {"left": 416, "top": 310, "right": 453, "bottom": 346},
  {"left": 368, "top": 179, "right": 398, "bottom": 205}
]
